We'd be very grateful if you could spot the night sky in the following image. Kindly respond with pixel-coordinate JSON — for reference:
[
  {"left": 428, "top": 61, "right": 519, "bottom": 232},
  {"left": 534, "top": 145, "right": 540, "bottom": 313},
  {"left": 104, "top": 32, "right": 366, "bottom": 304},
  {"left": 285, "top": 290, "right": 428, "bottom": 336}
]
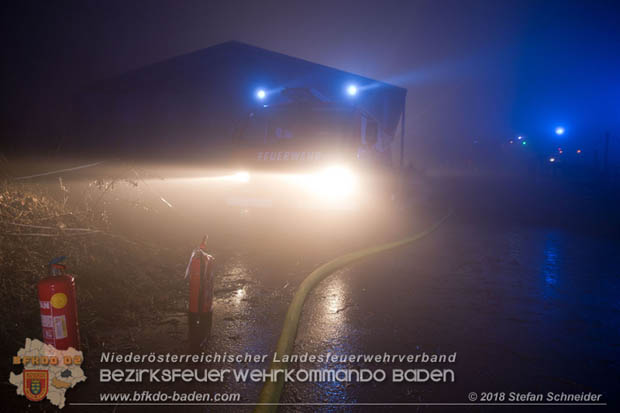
[{"left": 1, "top": 0, "right": 619, "bottom": 164}]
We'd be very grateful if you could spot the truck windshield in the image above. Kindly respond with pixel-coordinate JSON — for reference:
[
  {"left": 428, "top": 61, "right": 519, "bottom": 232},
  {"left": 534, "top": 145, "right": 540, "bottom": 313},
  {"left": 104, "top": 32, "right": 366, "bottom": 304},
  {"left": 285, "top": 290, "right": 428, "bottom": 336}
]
[{"left": 241, "top": 105, "right": 355, "bottom": 147}]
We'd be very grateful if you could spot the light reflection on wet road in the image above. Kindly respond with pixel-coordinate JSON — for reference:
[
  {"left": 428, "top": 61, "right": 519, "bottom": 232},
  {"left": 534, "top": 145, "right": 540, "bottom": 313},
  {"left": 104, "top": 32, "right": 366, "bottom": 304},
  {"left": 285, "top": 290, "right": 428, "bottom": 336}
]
[{"left": 187, "top": 215, "right": 619, "bottom": 412}]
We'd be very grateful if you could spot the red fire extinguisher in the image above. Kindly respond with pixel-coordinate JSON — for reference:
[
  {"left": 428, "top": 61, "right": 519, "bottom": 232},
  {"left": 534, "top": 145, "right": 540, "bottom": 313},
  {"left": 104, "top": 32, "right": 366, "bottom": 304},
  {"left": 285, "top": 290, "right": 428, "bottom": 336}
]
[
  {"left": 185, "top": 236, "right": 214, "bottom": 350},
  {"left": 37, "top": 257, "right": 80, "bottom": 351}
]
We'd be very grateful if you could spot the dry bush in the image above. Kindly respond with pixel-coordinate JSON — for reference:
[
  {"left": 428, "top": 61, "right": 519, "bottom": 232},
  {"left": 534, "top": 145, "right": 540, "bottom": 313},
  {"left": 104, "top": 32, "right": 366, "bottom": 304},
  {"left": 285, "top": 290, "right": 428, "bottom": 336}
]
[{"left": 0, "top": 178, "right": 186, "bottom": 355}]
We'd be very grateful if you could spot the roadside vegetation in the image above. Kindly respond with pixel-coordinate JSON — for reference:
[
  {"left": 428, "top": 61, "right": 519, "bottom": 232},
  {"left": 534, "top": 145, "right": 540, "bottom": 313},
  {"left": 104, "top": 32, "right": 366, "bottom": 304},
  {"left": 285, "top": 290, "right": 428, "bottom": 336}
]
[{"left": 0, "top": 176, "right": 186, "bottom": 361}]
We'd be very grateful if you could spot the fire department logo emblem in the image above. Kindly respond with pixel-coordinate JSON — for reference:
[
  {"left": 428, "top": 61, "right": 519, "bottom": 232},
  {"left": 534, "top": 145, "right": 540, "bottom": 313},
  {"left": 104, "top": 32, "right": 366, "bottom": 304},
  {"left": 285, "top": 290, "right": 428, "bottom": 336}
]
[
  {"left": 10, "top": 339, "right": 87, "bottom": 408},
  {"left": 24, "top": 370, "right": 49, "bottom": 402}
]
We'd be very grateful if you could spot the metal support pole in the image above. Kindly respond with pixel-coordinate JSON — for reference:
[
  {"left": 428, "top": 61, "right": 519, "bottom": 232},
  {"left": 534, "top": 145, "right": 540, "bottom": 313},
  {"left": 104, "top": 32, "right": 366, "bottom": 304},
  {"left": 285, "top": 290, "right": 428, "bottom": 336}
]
[
  {"left": 603, "top": 131, "right": 610, "bottom": 178},
  {"left": 399, "top": 104, "right": 406, "bottom": 168}
]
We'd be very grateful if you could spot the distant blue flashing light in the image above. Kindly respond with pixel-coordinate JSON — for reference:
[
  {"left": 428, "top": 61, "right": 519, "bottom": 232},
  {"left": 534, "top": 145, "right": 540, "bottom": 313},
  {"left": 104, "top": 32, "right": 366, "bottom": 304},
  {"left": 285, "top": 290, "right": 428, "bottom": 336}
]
[
  {"left": 256, "top": 89, "right": 266, "bottom": 100},
  {"left": 346, "top": 84, "right": 358, "bottom": 96},
  {"left": 555, "top": 126, "right": 565, "bottom": 136},
  {"left": 549, "top": 157, "right": 556, "bottom": 163},
  {"left": 517, "top": 136, "right": 523, "bottom": 140}
]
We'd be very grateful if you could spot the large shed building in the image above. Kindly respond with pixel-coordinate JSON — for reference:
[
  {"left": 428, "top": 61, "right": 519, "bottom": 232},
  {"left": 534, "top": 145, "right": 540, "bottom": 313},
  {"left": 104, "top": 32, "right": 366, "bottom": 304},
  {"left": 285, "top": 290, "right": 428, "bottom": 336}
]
[{"left": 72, "top": 41, "right": 406, "bottom": 161}]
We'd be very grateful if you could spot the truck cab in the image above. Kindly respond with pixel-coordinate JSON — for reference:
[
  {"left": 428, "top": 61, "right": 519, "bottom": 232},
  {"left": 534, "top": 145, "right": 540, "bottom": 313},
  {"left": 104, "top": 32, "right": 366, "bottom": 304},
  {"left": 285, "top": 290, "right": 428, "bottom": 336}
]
[
  {"left": 223, "top": 88, "right": 395, "bottom": 210},
  {"left": 235, "top": 88, "right": 389, "bottom": 169}
]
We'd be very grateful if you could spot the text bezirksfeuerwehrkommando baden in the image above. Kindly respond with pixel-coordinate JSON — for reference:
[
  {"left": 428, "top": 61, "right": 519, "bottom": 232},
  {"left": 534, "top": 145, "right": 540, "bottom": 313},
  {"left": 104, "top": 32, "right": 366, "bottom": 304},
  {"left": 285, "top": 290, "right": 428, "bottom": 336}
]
[{"left": 100, "top": 367, "right": 455, "bottom": 383}]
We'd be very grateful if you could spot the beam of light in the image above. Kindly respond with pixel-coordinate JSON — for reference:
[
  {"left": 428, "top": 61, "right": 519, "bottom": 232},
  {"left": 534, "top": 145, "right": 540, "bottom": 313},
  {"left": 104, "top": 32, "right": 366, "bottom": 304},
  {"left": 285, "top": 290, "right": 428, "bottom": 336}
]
[
  {"left": 256, "top": 89, "right": 266, "bottom": 100},
  {"left": 232, "top": 171, "right": 250, "bottom": 182},
  {"left": 555, "top": 126, "right": 565, "bottom": 135},
  {"left": 179, "top": 171, "right": 251, "bottom": 183},
  {"left": 212, "top": 171, "right": 250, "bottom": 182},
  {"left": 346, "top": 84, "right": 358, "bottom": 96},
  {"left": 378, "top": 54, "right": 482, "bottom": 87}
]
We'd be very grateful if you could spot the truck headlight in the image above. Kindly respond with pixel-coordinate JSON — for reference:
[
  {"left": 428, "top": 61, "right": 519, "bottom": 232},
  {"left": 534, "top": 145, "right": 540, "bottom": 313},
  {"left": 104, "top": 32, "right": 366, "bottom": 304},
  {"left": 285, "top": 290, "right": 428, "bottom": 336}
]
[
  {"left": 310, "top": 166, "right": 357, "bottom": 198},
  {"left": 232, "top": 171, "right": 250, "bottom": 182}
]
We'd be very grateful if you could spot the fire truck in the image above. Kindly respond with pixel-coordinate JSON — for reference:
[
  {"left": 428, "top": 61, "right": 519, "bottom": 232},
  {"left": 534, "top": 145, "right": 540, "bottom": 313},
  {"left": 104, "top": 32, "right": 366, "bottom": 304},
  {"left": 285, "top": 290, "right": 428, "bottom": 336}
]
[{"left": 222, "top": 87, "right": 398, "bottom": 210}]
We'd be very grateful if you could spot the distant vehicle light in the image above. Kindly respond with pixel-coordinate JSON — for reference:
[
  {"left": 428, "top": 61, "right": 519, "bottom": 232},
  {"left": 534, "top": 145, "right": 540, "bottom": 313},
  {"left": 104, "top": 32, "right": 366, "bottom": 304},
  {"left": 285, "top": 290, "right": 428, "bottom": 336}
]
[
  {"left": 576, "top": 149, "right": 582, "bottom": 154},
  {"left": 549, "top": 157, "right": 556, "bottom": 163},
  {"left": 346, "top": 84, "right": 358, "bottom": 96},
  {"left": 256, "top": 89, "right": 266, "bottom": 100},
  {"left": 555, "top": 126, "right": 565, "bottom": 135},
  {"left": 517, "top": 136, "right": 523, "bottom": 140},
  {"left": 522, "top": 141, "right": 527, "bottom": 145},
  {"left": 509, "top": 139, "right": 514, "bottom": 144}
]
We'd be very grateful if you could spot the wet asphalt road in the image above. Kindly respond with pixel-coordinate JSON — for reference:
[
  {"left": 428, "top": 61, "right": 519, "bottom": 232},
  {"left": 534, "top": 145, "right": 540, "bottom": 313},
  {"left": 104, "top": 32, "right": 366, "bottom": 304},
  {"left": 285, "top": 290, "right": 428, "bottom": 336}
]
[
  {"left": 49, "top": 174, "right": 620, "bottom": 412},
  {"left": 210, "top": 215, "right": 619, "bottom": 412}
]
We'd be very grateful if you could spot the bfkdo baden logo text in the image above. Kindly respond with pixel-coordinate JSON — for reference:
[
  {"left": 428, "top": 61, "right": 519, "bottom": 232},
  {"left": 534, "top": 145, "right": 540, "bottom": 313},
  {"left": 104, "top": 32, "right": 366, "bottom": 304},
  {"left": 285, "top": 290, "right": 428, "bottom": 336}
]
[{"left": 9, "top": 338, "right": 87, "bottom": 409}]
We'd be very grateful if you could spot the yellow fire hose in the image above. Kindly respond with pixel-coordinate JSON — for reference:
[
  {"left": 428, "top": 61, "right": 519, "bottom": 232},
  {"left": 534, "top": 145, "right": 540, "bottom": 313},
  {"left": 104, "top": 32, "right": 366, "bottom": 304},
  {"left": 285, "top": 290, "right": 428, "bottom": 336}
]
[{"left": 254, "top": 211, "right": 453, "bottom": 412}]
